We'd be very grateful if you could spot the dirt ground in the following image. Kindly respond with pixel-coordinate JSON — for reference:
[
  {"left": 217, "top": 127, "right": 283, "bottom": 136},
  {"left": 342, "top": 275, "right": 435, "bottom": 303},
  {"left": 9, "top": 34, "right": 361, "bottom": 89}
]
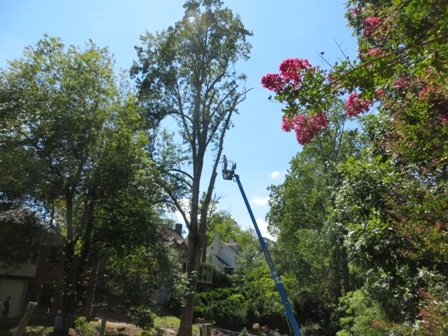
[
  {"left": 67, "top": 307, "right": 198, "bottom": 336},
  {"left": 79, "top": 320, "right": 187, "bottom": 336},
  {"left": 73, "top": 320, "right": 144, "bottom": 336},
  {"left": 86, "top": 307, "right": 144, "bottom": 336}
]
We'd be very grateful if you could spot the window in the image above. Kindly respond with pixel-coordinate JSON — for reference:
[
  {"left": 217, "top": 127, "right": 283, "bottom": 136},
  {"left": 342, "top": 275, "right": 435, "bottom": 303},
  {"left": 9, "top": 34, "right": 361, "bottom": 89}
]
[{"left": 198, "top": 266, "right": 212, "bottom": 283}]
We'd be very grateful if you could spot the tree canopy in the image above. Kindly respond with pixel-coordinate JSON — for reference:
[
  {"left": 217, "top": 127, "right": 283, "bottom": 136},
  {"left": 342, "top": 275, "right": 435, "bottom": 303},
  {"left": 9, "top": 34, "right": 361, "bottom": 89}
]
[
  {"left": 0, "top": 35, "right": 161, "bottom": 315},
  {"left": 131, "top": 1, "right": 251, "bottom": 335},
  {"left": 2, "top": 1, "right": 448, "bottom": 334},
  {"left": 262, "top": 0, "right": 448, "bottom": 334}
]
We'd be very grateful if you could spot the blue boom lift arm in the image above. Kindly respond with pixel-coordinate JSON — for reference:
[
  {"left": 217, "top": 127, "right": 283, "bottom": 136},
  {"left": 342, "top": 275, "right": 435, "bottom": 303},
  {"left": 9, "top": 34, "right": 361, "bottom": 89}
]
[{"left": 221, "top": 158, "right": 302, "bottom": 336}]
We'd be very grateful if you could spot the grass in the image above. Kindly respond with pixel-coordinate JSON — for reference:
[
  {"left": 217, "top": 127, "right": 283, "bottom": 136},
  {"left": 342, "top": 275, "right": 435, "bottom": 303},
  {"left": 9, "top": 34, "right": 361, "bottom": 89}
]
[
  {"left": 0, "top": 325, "right": 48, "bottom": 336},
  {"left": 154, "top": 315, "right": 180, "bottom": 329},
  {"left": 154, "top": 315, "right": 200, "bottom": 336},
  {"left": 0, "top": 314, "right": 200, "bottom": 336}
]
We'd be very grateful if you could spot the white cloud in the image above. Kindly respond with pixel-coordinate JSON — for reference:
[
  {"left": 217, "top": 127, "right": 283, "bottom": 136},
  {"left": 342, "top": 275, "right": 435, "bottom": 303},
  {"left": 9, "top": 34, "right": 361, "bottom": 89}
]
[
  {"left": 270, "top": 171, "right": 282, "bottom": 179},
  {"left": 256, "top": 218, "right": 277, "bottom": 241},
  {"left": 252, "top": 197, "right": 269, "bottom": 206}
]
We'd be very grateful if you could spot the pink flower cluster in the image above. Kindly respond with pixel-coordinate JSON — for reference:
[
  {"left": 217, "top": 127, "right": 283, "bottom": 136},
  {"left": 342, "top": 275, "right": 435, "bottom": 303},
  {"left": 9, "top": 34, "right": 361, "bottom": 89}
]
[
  {"left": 261, "top": 58, "right": 312, "bottom": 93},
  {"left": 367, "top": 47, "right": 386, "bottom": 57},
  {"left": 279, "top": 58, "right": 312, "bottom": 82},
  {"left": 282, "top": 112, "right": 328, "bottom": 145},
  {"left": 418, "top": 85, "right": 442, "bottom": 100},
  {"left": 364, "top": 16, "right": 381, "bottom": 38},
  {"left": 418, "top": 287, "right": 430, "bottom": 299},
  {"left": 345, "top": 92, "right": 373, "bottom": 117},
  {"left": 393, "top": 76, "right": 412, "bottom": 89},
  {"left": 359, "top": 47, "right": 386, "bottom": 61},
  {"left": 261, "top": 73, "right": 285, "bottom": 92},
  {"left": 351, "top": 7, "right": 361, "bottom": 16},
  {"left": 436, "top": 113, "right": 448, "bottom": 126}
]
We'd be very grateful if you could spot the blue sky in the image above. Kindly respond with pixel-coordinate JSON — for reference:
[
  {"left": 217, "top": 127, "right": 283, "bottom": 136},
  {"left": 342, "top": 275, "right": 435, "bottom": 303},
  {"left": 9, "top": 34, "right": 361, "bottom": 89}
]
[{"left": 0, "top": 0, "right": 357, "bottom": 239}]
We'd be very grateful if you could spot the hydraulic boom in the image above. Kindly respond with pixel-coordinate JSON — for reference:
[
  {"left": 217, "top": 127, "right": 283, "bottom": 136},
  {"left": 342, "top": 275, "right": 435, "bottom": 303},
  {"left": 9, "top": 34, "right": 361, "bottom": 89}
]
[{"left": 222, "top": 158, "right": 302, "bottom": 336}]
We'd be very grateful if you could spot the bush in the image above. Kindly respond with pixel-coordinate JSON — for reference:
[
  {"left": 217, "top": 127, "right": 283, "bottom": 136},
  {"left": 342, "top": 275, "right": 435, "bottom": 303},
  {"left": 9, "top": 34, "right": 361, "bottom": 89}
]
[
  {"left": 195, "top": 288, "right": 247, "bottom": 329},
  {"left": 75, "top": 316, "right": 96, "bottom": 336},
  {"left": 130, "top": 306, "right": 155, "bottom": 330}
]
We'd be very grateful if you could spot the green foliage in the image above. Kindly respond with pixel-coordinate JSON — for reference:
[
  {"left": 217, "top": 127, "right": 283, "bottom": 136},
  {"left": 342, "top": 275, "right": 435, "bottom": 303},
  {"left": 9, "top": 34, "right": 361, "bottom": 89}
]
[
  {"left": 233, "top": 244, "right": 265, "bottom": 285},
  {"left": 207, "top": 210, "right": 257, "bottom": 251},
  {"left": 337, "top": 290, "right": 386, "bottom": 336},
  {"left": 263, "top": 0, "right": 448, "bottom": 332},
  {"left": 132, "top": 0, "right": 252, "bottom": 333},
  {"left": 0, "top": 34, "right": 160, "bottom": 314},
  {"left": 210, "top": 268, "right": 233, "bottom": 289},
  {"left": 75, "top": 316, "right": 97, "bottom": 336},
  {"left": 0, "top": 205, "right": 47, "bottom": 268},
  {"left": 96, "top": 240, "right": 187, "bottom": 312},
  {"left": 335, "top": 151, "right": 448, "bottom": 321},
  {"left": 130, "top": 306, "right": 155, "bottom": 330},
  {"left": 265, "top": 101, "right": 364, "bottom": 332},
  {"left": 299, "top": 323, "right": 326, "bottom": 336},
  {"left": 164, "top": 250, "right": 189, "bottom": 314},
  {"left": 11, "top": 326, "right": 54, "bottom": 336},
  {"left": 242, "top": 265, "right": 291, "bottom": 330},
  {"left": 195, "top": 288, "right": 247, "bottom": 329},
  {"left": 238, "top": 327, "right": 250, "bottom": 336},
  {"left": 97, "top": 245, "right": 159, "bottom": 307}
]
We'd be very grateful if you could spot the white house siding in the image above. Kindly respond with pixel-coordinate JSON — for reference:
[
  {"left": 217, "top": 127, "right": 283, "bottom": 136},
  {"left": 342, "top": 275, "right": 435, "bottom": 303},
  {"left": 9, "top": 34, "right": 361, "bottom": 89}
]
[{"left": 206, "top": 233, "right": 238, "bottom": 272}]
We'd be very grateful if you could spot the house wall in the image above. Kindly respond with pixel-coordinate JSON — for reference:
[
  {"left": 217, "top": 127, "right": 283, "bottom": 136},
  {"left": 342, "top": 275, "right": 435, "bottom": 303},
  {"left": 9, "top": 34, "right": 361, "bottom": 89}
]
[
  {"left": 206, "top": 233, "right": 238, "bottom": 271},
  {"left": 0, "top": 252, "right": 43, "bottom": 319},
  {"left": 0, "top": 278, "right": 28, "bottom": 319},
  {"left": 0, "top": 247, "right": 96, "bottom": 321}
]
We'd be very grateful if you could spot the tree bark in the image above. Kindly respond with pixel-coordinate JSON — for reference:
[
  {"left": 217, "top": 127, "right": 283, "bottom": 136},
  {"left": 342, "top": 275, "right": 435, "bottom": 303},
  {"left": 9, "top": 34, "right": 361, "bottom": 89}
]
[{"left": 178, "top": 231, "right": 203, "bottom": 336}]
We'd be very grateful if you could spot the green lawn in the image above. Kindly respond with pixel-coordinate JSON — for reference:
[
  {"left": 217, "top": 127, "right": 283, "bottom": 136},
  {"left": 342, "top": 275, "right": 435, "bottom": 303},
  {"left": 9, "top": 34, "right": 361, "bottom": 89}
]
[
  {"left": 154, "top": 315, "right": 200, "bottom": 336},
  {"left": 0, "top": 315, "right": 200, "bottom": 336}
]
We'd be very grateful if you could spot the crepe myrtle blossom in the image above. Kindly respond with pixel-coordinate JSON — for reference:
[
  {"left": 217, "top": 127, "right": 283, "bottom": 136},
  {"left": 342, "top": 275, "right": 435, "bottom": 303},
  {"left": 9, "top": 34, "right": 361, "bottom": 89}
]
[
  {"left": 262, "top": 58, "right": 330, "bottom": 145},
  {"left": 279, "top": 57, "right": 312, "bottom": 84},
  {"left": 262, "top": 58, "right": 312, "bottom": 92},
  {"left": 282, "top": 113, "right": 328, "bottom": 145},
  {"left": 393, "top": 76, "right": 412, "bottom": 89},
  {"left": 364, "top": 16, "right": 381, "bottom": 38},
  {"left": 351, "top": 7, "right": 361, "bottom": 16},
  {"left": 419, "top": 85, "right": 442, "bottom": 100},
  {"left": 261, "top": 73, "right": 285, "bottom": 93},
  {"left": 345, "top": 92, "right": 373, "bottom": 117}
]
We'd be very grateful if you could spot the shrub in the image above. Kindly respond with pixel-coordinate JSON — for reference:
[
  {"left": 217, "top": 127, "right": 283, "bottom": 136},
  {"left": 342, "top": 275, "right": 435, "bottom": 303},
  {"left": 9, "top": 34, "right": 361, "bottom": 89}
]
[
  {"left": 130, "top": 306, "right": 155, "bottom": 330},
  {"left": 75, "top": 316, "right": 96, "bottom": 336}
]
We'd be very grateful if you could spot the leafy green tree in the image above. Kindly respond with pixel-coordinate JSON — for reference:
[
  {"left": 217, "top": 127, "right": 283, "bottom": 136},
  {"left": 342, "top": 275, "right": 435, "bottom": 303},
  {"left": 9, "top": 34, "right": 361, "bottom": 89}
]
[
  {"left": 207, "top": 210, "right": 257, "bottom": 250},
  {"left": 338, "top": 289, "right": 386, "bottom": 336},
  {"left": 207, "top": 210, "right": 239, "bottom": 244},
  {"left": 131, "top": 1, "right": 251, "bottom": 335},
  {"left": 0, "top": 204, "right": 47, "bottom": 268},
  {"left": 242, "top": 263, "right": 299, "bottom": 332},
  {"left": 261, "top": 0, "right": 448, "bottom": 333},
  {"left": 266, "top": 101, "right": 363, "bottom": 333},
  {"left": 332, "top": 144, "right": 448, "bottom": 332},
  {"left": 233, "top": 244, "right": 265, "bottom": 286},
  {"left": 96, "top": 236, "right": 186, "bottom": 310},
  {"left": 0, "top": 35, "right": 158, "bottom": 316}
]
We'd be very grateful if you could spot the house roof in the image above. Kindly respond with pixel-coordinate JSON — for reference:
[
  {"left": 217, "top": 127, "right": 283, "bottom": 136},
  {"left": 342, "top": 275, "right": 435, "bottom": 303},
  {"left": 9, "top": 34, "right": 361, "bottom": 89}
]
[
  {"left": 168, "top": 231, "right": 187, "bottom": 246},
  {"left": 224, "top": 241, "right": 238, "bottom": 252},
  {"left": 160, "top": 225, "right": 188, "bottom": 249},
  {"left": 213, "top": 254, "right": 232, "bottom": 268}
]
